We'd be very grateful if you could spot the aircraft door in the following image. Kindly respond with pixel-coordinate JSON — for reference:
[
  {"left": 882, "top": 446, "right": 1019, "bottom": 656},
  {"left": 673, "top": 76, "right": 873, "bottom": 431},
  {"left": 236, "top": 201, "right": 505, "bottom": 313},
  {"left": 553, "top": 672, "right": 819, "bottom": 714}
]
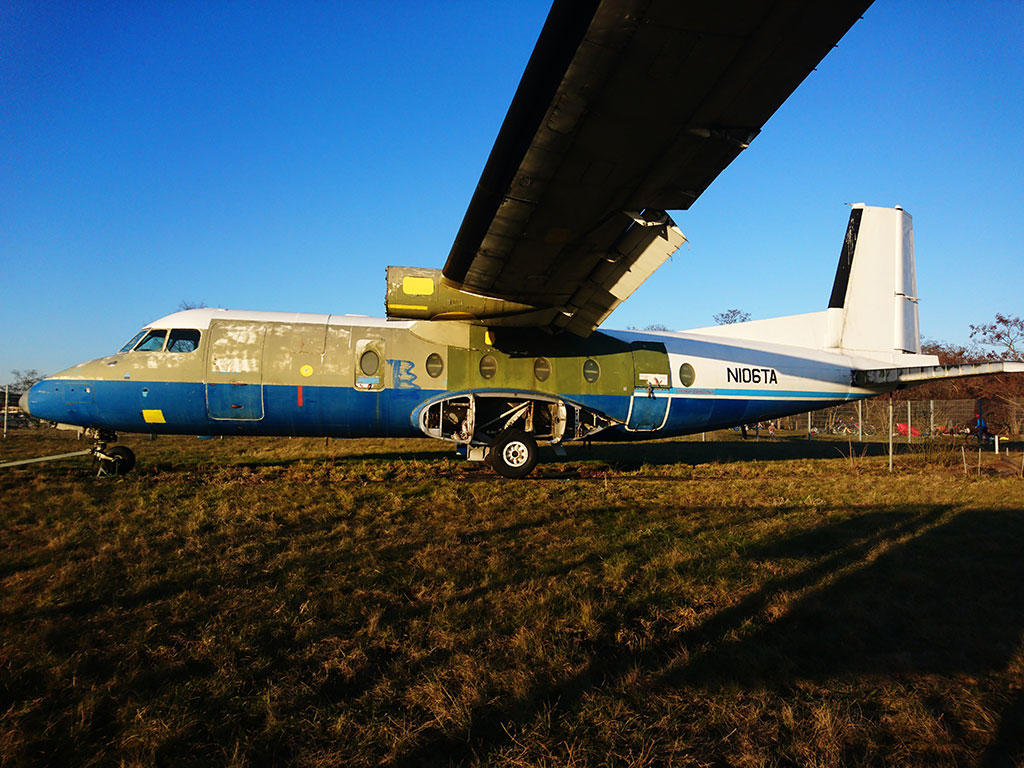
[
  {"left": 205, "top": 320, "right": 266, "bottom": 420},
  {"left": 626, "top": 341, "right": 670, "bottom": 431}
]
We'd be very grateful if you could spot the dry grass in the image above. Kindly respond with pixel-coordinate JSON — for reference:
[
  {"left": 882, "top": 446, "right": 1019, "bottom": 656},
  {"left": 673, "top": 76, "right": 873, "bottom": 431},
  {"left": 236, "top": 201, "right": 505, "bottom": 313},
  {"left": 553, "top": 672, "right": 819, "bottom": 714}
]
[{"left": 1, "top": 429, "right": 1023, "bottom": 767}]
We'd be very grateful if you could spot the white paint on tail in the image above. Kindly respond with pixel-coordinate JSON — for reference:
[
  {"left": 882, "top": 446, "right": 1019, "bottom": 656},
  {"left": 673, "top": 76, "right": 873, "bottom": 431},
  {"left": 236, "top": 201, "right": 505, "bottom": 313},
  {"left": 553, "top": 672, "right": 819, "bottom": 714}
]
[{"left": 685, "top": 205, "right": 936, "bottom": 368}]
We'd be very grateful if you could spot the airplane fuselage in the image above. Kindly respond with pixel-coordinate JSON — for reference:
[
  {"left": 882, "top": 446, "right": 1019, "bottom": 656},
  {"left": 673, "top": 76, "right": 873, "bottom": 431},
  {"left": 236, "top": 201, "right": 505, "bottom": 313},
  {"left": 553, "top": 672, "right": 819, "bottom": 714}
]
[{"left": 24, "top": 308, "right": 887, "bottom": 445}]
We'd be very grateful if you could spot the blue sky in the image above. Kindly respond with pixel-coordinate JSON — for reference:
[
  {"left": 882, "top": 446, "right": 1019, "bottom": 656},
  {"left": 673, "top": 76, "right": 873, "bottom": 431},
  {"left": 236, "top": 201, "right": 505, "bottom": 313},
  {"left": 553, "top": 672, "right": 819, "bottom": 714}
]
[{"left": 2, "top": 1, "right": 1022, "bottom": 383}]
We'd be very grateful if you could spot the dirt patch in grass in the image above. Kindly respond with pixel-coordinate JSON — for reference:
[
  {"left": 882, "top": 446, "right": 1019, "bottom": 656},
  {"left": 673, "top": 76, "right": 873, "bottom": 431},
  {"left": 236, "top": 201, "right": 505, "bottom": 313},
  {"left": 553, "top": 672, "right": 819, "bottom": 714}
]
[{"left": 2, "top": 431, "right": 1023, "bottom": 766}]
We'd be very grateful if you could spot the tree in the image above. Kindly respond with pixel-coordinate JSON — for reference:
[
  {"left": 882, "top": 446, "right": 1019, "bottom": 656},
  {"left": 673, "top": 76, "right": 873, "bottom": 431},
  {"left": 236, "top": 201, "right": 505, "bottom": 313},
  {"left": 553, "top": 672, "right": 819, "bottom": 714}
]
[
  {"left": 625, "top": 323, "right": 672, "bottom": 331},
  {"left": 969, "top": 313, "right": 1024, "bottom": 361},
  {"left": 178, "top": 300, "right": 208, "bottom": 311},
  {"left": 713, "top": 309, "right": 750, "bottom": 325},
  {"left": 916, "top": 319, "right": 1024, "bottom": 434},
  {"left": 9, "top": 369, "right": 44, "bottom": 393}
]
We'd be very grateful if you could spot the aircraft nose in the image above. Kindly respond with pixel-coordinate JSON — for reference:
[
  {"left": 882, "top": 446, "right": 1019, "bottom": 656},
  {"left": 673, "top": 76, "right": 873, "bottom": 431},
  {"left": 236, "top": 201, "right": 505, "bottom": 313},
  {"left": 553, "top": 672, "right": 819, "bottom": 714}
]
[{"left": 19, "top": 390, "right": 31, "bottom": 416}]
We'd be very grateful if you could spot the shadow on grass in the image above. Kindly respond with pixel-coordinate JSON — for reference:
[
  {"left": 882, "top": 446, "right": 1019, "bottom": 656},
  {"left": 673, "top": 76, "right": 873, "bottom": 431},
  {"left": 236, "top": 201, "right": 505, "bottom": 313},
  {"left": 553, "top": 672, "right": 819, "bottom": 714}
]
[
  {"left": 6, "top": 477, "right": 1023, "bottom": 766},
  {"left": 182, "top": 438, "right": 970, "bottom": 478},
  {"left": 393, "top": 503, "right": 1024, "bottom": 766},
  {"left": 684, "top": 508, "right": 1024, "bottom": 682},
  {"left": 565, "top": 437, "right": 945, "bottom": 468}
]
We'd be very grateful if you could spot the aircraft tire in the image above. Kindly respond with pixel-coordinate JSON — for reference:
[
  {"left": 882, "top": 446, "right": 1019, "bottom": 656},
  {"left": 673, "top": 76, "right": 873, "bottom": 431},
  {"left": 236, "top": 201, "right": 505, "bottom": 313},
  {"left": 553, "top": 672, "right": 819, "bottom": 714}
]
[
  {"left": 489, "top": 429, "right": 538, "bottom": 479},
  {"left": 100, "top": 445, "right": 136, "bottom": 475}
]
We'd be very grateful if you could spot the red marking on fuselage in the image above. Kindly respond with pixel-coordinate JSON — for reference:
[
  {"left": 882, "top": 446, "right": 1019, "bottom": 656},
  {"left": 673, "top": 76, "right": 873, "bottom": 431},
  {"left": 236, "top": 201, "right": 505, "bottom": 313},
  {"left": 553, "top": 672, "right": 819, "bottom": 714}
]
[{"left": 297, "top": 385, "right": 303, "bottom": 407}]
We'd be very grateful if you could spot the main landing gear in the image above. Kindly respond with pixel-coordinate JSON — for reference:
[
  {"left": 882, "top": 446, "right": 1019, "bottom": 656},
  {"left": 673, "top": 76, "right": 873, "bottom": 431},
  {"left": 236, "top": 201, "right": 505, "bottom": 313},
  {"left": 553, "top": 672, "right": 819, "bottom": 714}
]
[
  {"left": 488, "top": 429, "right": 539, "bottom": 479},
  {"left": 89, "top": 429, "right": 136, "bottom": 476},
  {"left": 420, "top": 392, "right": 615, "bottom": 478}
]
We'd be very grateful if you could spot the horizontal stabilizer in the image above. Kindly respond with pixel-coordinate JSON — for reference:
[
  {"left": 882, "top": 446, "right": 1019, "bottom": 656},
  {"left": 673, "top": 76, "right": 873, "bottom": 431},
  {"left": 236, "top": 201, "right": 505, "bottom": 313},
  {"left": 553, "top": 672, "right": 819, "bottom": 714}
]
[{"left": 854, "top": 361, "right": 1024, "bottom": 387}]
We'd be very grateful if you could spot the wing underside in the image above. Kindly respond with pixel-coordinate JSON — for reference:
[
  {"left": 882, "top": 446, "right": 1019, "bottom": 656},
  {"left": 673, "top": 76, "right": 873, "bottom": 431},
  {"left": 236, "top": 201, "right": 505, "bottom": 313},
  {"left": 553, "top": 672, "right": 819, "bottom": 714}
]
[{"left": 401, "top": 0, "right": 874, "bottom": 335}]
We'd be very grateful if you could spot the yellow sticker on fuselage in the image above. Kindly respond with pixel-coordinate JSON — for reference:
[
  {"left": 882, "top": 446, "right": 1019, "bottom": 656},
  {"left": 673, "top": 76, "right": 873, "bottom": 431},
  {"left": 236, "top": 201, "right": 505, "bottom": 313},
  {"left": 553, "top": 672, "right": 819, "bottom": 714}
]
[
  {"left": 142, "top": 409, "right": 166, "bottom": 423},
  {"left": 402, "top": 276, "right": 435, "bottom": 296},
  {"left": 300, "top": 364, "right": 314, "bottom": 377}
]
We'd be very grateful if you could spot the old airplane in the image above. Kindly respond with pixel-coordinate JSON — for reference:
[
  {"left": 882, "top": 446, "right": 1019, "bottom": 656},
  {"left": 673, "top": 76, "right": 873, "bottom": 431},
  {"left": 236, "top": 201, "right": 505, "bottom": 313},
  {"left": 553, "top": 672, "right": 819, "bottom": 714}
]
[{"left": 18, "top": 0, "right": 1023, "bottom": 477}]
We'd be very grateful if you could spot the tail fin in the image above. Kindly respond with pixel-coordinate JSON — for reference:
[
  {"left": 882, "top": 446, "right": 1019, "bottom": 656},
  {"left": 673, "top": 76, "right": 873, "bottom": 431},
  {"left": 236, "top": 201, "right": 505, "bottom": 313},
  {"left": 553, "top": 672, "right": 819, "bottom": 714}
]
[{"left": 825, "top": 204, "right": 920, "bottom": 355}]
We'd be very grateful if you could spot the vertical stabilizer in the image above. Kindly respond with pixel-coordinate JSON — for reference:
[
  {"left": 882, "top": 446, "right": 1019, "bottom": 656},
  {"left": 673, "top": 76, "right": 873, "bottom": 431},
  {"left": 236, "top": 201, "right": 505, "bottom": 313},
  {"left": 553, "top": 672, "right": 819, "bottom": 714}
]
[{"left": 825, "top": 204, "right": 920, "bottom": 356}]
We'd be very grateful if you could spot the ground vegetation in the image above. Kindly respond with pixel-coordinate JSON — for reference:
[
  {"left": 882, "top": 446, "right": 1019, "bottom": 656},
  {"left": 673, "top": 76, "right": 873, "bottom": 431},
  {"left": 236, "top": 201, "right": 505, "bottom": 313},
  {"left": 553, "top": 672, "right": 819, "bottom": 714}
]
[{"left": 1, "top": 431, "right": 1022, "bottom": 767}]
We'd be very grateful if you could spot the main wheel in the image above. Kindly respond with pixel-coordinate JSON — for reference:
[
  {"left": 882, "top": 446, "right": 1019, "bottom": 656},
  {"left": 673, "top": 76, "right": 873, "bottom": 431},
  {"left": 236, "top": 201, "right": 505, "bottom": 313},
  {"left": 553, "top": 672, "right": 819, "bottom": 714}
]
[
  {"left": 489, "top": 429, "right": 539, "bottom": 479},
  {"left": 99, "top": 445, "right": 136, "bottom": 475}
]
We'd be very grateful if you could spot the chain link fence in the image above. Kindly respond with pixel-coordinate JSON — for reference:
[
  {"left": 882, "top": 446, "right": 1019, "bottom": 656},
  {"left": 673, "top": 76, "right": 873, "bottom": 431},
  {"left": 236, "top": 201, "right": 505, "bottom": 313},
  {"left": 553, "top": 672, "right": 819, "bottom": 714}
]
[{"left": 775, "top": 399, "right": 999, "bottom": 438}]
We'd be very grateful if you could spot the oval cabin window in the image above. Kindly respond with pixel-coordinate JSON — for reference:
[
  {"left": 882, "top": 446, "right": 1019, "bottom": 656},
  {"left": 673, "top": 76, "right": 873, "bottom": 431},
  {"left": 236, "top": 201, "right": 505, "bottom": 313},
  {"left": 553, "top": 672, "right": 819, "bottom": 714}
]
[
  {"left": 425, "top": 352, "right": 444, "bottom": 378},
  {"left": 678, "top": 363, "right": 695, "bottom": 387},
  {"left": 479, "top": 354, "right": 497, "bottom": 380},
  {"left": 533, "top": 357, "right": 551, "bottom": 382},
  {"left": 360, "top": 350, "right": 380, "bottom": 376},
  {"left": 582, "top": 358, "right": 600, "bottom": 383}
]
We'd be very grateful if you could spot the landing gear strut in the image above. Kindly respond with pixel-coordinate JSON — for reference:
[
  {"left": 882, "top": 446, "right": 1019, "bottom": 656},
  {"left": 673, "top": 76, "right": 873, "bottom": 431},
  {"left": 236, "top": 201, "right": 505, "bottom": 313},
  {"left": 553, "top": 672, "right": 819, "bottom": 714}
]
[{"left": 89, "top": 429, "right": 136, "bottom": 476}]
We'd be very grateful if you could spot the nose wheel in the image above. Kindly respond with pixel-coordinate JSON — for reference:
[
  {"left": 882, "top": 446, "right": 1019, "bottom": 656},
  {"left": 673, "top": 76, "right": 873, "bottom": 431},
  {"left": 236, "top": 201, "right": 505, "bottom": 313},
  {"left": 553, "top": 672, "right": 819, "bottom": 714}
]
[
  {"left": 96, "top": 445, "right": 135, "bottom": 476},
  {"left": 88, "top": 430, "right": 136, "bottom": 476}
]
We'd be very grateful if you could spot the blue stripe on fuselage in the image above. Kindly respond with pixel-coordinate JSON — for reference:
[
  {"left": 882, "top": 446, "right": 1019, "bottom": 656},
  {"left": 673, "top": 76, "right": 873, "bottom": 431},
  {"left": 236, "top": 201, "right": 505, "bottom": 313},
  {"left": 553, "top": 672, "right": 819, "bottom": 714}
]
[{"left": 27, "top": 378, "right": 859, "bottom": 439}]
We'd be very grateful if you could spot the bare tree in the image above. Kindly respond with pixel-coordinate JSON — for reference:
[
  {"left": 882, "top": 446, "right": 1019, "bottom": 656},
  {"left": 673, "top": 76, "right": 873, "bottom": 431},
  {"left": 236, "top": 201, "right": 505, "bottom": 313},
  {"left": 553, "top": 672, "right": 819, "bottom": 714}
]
[
  {"left": 9, "top": 369, "right": 44, "bottom": 392},
  {"left": 713, "top": 309, "right": 751, "bottom": 325},
  {"left": 970, "top": 313, "right": 1023, "bottom": 361},
  {"left": 626, "top": 323, "right": 672, "bottom": 331},
  {"left": 178, "top": 300, "right": 209, "bottom": 311}
]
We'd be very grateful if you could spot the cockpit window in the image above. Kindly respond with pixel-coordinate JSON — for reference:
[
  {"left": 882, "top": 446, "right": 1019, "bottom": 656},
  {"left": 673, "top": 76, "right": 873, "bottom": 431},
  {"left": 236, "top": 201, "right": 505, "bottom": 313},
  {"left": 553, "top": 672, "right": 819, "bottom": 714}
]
[
  {"left": 119, "top": 330, "right": 147, "bottom": 353},
  {"left": 135, "top": 329, "right": 167, "bottom": 352},
  {"left": 167, "top": 329, "right": 201, "bottom": 353}
]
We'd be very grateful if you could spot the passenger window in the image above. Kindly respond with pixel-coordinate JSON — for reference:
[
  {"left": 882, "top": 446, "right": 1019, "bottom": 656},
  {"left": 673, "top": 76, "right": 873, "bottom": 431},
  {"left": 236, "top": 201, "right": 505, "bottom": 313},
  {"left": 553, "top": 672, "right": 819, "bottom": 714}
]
[
  {"left": 360, "top": 350, "right": 380, "bottom": 376},
  {"left": 135, "top": 330, "right": 167, "bottom": 351},
  {"left": 425, "top": 352, "right": 444, "bottom": 378},
  {"left": 479, "top": 354, "right": 497, "bottom": 380},
  {"left": 119, "top": 330, "right": 147, "bottom": 353},
  {"left": 167, "top": 329, "right": 201, "bottom": 353}
]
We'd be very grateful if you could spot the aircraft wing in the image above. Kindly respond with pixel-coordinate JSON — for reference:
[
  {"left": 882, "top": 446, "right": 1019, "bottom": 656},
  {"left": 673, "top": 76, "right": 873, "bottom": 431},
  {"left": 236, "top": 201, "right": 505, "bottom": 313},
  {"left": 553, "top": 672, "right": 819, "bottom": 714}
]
[{"left": 439, "top": 0, "right": 873, "bottom": 336}]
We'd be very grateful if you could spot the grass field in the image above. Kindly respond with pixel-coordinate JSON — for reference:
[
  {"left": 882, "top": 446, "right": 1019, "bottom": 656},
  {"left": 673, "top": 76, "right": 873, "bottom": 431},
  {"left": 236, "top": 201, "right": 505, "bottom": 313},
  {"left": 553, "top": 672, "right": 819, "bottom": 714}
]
[{"left": 2, "top": 430, "right": 1023, "bottom": 767}]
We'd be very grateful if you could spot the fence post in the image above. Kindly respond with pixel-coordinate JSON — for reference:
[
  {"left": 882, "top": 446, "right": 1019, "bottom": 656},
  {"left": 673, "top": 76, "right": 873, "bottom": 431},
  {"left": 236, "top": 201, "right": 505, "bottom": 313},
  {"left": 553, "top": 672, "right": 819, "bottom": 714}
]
[
  {"left": 888, "top": 394, "right": 894, "bottom": 473},
  {"left": 3, "top": 385, "right": 7, "bottom": 440},
  {"left": 907, "top": 400, "right": 912, "bottom": 444},
  {"left": 929, "top": 400, "right": 934, "bottom": 439},
  {"left": 807, "top": 411, "right": 812, "bottom": 441},
  {"left": 858, "top": 400, "right": 863, "bottom": 442}
]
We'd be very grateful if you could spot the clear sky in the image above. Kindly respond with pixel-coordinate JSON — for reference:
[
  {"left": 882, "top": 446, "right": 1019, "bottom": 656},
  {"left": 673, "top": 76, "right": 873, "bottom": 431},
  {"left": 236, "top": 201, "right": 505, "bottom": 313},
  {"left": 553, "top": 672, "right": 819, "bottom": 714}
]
[{"left": 2, "top": 1, "right": 1022, "bottom": 383}]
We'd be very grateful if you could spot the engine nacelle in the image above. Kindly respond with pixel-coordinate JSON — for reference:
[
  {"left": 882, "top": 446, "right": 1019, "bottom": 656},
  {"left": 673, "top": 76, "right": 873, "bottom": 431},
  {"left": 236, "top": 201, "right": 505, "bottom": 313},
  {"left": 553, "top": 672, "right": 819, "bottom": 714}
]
[{"left": 385, "top": 266, "right": 540, "bottom": 322}]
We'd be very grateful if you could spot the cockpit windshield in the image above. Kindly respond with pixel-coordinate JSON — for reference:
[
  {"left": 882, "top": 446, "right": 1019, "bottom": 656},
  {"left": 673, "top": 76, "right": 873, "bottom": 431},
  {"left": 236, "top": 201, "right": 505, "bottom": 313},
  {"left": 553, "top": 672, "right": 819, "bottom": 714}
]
[
  {"left": 167, "top": 329, "right": 201, "bottom": 353},
  {"left": 118, "top": 330, "right": 147, "bottom": 353},
  {"left": 118, "top": 328, "right": 202, "bottom": 353},
  {"left": 135, "top": 330, "right": 167, "bottom": 351}
]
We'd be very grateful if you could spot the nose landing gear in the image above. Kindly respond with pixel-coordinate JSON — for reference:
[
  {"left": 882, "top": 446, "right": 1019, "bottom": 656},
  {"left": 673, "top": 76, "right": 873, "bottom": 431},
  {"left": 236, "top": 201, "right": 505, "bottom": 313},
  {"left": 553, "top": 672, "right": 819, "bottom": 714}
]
[
  {"left": 89, "top": 430, "right": 136, "bottom": 476},
  {"left": 0, "top": 428, "right": 136, "bottom": 475}
]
